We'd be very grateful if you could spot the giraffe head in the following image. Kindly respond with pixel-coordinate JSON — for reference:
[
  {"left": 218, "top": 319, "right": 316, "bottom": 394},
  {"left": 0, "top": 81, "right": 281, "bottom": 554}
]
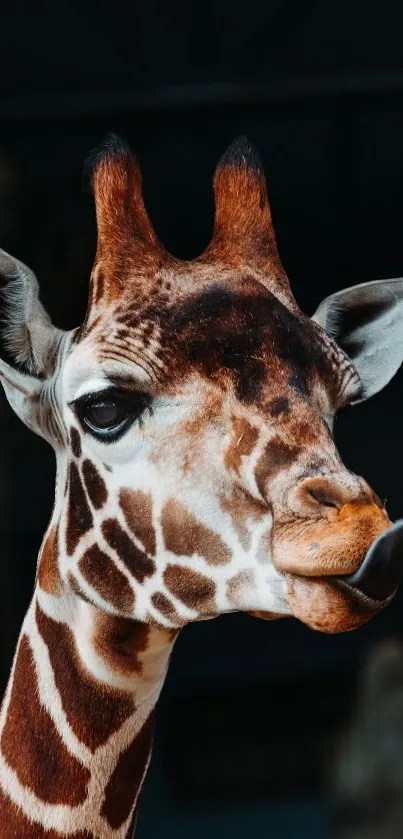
[{"left": 1, "top": 135, "right": 403, "bottom": 635}]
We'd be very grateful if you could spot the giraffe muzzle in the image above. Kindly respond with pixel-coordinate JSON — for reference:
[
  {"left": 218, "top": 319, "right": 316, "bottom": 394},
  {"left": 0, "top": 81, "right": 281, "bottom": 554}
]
[{"left": 340, "top": 519, "right": 403, "bottom": 604}]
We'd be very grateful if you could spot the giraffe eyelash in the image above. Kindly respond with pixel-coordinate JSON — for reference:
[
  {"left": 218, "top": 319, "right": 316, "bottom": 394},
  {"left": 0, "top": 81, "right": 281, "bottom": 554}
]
[{"left": 70, "top": 387, "right": 151, "bottom": 443}]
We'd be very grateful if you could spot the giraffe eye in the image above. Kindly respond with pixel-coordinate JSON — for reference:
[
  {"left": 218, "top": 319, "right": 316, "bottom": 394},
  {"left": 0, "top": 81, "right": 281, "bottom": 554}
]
[
  {"left": 73, "top": 389, "right": 149, "bottom": 442},
  {"left": 86, "top": 402, "right": 122, "bottom": 429}
]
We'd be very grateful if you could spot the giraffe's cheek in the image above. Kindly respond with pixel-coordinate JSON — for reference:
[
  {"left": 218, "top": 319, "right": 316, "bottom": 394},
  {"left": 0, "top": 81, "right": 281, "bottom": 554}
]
[{"left": 286, "top": 576, "right": 379, "bottom": 634}]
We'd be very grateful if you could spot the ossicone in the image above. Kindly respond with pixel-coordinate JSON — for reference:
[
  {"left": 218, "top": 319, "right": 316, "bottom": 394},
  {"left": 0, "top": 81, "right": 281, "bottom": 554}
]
[
  {"left": 203, "top": 135, "right": 296, "bottom": 308},
  {"left": 88, "top": 133, "right": 163, "bottom": 259}
]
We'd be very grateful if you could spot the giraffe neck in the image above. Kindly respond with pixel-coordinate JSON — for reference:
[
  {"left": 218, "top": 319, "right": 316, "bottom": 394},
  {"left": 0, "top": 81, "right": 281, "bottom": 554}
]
[{"left": 0, "top": 582, "right": 176, "bottom": 838}]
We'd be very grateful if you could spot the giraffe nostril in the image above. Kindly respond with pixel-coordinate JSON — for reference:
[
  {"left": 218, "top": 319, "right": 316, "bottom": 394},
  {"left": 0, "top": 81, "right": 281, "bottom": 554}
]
[
  {"left": 297, "top": 477, "right": 347, "bottom": 511},
  {"left": 306, "top": 487, "right": 340, "bottom": 509}
]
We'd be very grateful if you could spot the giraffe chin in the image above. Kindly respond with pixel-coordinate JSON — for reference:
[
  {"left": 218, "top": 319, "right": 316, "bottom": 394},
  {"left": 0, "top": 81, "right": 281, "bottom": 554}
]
[{"left": 285, "top": 575, "right": 381, "bottom": 634}]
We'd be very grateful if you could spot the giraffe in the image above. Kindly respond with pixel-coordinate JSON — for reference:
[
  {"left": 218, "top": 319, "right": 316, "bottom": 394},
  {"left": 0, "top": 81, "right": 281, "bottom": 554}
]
[{"left": 1, "top": 134, "right": 403, "bottom": 838}]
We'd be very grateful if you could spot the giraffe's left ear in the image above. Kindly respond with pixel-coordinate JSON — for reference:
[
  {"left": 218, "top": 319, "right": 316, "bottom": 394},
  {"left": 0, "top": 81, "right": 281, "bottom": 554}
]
[
  {"left": 0, "top": 249, "right": 64, "bottom": 376},
  {"left": 0, "top": 249, "right": 65, "bottom": 435},
  {"left": 312, "top": 277, "right": 403, "bottom": 401}
]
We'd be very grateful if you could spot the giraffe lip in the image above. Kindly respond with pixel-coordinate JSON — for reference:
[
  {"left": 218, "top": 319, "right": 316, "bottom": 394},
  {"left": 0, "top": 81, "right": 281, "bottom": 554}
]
[{"left": 334, "top": 519, "right": 403, "bottom": 605}]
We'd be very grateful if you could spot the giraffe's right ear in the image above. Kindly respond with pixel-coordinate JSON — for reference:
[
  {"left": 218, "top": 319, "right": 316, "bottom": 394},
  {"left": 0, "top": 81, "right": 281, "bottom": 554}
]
[
  {"left": 0, "top": 249, "right": 65, "bottom": 431},
  {"left": 312, "top": 277, "right": 403, "bottom": 402}
]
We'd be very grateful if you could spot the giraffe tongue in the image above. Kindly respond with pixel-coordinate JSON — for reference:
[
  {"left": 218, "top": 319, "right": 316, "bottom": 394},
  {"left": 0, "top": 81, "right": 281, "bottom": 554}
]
[{"left": 343, "top": 519, "right": 403, "bottom": 603}]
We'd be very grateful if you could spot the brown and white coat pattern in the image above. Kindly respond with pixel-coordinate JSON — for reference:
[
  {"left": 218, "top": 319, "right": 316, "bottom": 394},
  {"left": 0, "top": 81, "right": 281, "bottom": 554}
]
[{"left": 0, "top": 135, "right": 403, "bottom": 836}]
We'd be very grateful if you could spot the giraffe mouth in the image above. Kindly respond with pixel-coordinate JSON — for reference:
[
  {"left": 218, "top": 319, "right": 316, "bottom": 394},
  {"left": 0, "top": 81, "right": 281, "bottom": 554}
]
[
  {"left": 334, "top": 519, "right": 403, "bottom": 606},
  {"left": 284, "top": 520, "right": 403, "bottom": 634}
]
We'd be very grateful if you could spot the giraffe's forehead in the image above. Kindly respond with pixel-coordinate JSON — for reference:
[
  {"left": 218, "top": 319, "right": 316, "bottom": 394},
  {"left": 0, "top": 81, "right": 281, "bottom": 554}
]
[
  {"left": 165, "top": 281, "right": 332, "bottom": 394},
  {"left": 68, "top": 273, "right": 355, "bottom": 411}
]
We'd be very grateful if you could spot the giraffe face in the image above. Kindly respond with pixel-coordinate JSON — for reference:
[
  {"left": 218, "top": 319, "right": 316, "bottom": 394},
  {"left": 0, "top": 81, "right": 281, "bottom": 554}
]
[
  {"left": 55, "top": 269, "right": 389, "bottom": 634},
  {"left": 2, "top": 135, "right": 403, "bottom": 635}
]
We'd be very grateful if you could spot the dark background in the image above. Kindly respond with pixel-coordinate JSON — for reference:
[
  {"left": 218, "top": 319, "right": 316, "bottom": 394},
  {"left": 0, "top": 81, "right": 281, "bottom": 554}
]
[{"left": 1, "top": 2, "right": 403, "bottom": 836}]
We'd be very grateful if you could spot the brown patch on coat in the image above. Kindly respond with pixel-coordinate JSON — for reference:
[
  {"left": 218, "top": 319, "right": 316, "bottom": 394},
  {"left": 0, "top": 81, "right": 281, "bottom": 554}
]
[
  {"left": 255, "top": 436, "right": 300, "bottom": 498},
  {"left": 36, "top": 604, "right": 135, "bottom": 751},
  {"left": 70, "top": 427, "right": 82, "bottom": 458},
  {"left": 82, "top": 459, "right": 107, "bottom": 509},
  {"left": 226, "top": 570, "right": 255, "bottom": 607},
  {"left": 66, "top": 462, "right": 93, "bottom": 555},
  {"left": 102, "top": 518, "right": 156, "bottom": 582},
  {"left": 167, "top": 283, "right": 268, "bottom": 404},
  {"left": 92, "top": 615, "right": 149, "bottom": 676},
  {"left": 101, "top": 709, "right": 156, "bottom": 829},
  {"left": 0, "top": 792, "right": 93, "bottom": 839},
  {"left": 37, "top": 526, "right": 61, "bottom": 596},
  {"left": 120, "top": 489, "right": 156, "bottom": 556},
  {"left": 79, "top": 544, "right": 135, "bottom": 613},
  {"left": 269, "top": 396, "right": 290, "bottom": 417},
  {"left": 167, "top": 270, "right": 343, "bottom": 413},
  {"left": 1, "top": 635, "right": 90, "bottom": 804},
  {"left": 161, "top": 499, "right": 231, "bottom": 565},
  {"left": 224, "top": 416, "right": 259, "bottom": 475},
  {"left": 163, "top": 564, "right": 216, "bottom": 613}
]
